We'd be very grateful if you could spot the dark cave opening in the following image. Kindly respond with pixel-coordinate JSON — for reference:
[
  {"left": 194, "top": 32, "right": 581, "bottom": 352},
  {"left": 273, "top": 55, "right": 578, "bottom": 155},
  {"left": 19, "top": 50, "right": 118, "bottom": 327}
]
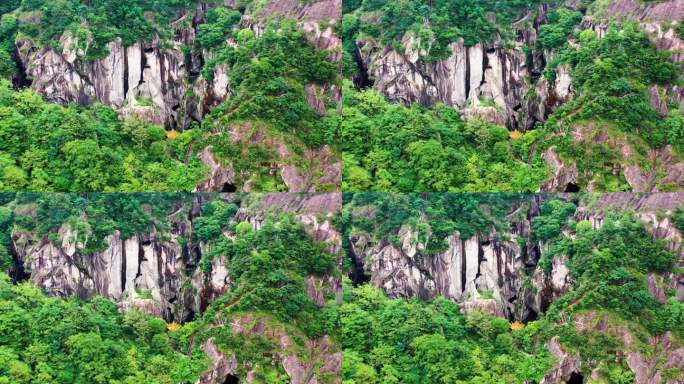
[
  {"left": 352, "top": 46, "right": 374, "bottom": 89},
  {"left": 221, "top": 182, "right": 237, "bottom": 192},
  {"left": 11, "top": 45, "right": 31, "bottom": 89},
  {"left": 349, "top": 253, "right": 370, "bottom": 286},
  {"left": 567, "top": 372, "right": 583, "bottom": 384},
  {"left": 564, "top": 182, "right": 580, "bottom": 192},
  {"left": 223, "top": 374, "right": 239, "bottom": 384},
  {"left": 523, "top": 309, "right": 538, "bottom": 323}
]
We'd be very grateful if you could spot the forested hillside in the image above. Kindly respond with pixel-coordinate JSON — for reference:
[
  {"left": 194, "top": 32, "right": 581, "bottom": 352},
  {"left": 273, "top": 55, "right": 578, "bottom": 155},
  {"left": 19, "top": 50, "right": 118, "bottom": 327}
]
[
  {"left": 0, "top": 193, "right": 343, "bottom": 383},
  {"left": 343, "top": 0, "right": 684, "bottom": 192},
  {"left": 1, "top": 192, "right": 683, "bottom": 383},
  {"left": 0, "top": 0, "right": 342, "bottom": 192},
  {"left": 341, "top": 192, "right": 684, "bottom": 383}
]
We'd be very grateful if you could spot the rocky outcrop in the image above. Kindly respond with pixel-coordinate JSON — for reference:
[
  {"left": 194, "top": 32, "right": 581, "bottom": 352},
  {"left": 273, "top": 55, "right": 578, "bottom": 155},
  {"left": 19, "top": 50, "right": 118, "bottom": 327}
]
[
  {"left": 195, "top": 123, "right": 341, "bottom": 193},
  {"left": 540, "top": 122, "right": 684, "bottom": 192},
  {"left": 568, "top": 310, "right": 684, "bottom": 384},
  {"left": 348, "top": 193, "right": 684, "bottom": 321},
  {"left": 540, "top": 336, "right": 582, "bottom": 384},
  {"left": 348, "top": 197, "right": 548, "bottom": 320},
  {"left": 354, "top": 5, "right": 567, "bottom": 130},
  {"left": 11, "top": 193, "right": 342, "bottom": 322},
  {"left": 16, "top": 0, "right": 341, "bottom": 131},
  {"left": 196, "top": 313, "right": 341, "bottom": 384},
  {"left": 355, "top": 0, "right": 683, "bottom": 133},
  {"left": 17, "top": 11, "right": 204, "bottom": 129},
  {"left": 356, "top": 32, "right": 549, "bottom": 130}
]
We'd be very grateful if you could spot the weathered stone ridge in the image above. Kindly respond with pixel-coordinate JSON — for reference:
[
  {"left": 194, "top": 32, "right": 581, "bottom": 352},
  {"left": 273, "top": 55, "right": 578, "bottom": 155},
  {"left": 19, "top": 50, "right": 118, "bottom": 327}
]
[{"left": 10, "top": 193, "right": 342, "bottom": 322}]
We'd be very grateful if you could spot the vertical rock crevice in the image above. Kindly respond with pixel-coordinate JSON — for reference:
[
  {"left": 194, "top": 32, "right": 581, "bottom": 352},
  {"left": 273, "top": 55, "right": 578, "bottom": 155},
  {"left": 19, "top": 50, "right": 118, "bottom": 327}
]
[
  {"left": 123, "top": 46, "right": 129, "bottom": 100},
  {"left": 121, "top": 237, "right": 127, "bottom": 293}
]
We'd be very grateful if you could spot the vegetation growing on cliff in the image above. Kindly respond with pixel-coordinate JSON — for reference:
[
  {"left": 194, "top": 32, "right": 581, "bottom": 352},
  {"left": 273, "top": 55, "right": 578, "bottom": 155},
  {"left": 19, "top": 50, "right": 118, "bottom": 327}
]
[
  {"left": 0, "top": 1, "right": 341, "bottom": 193},
  {"left": 340, "top": 284, "right": 555, "bottom": 384},
  {"left": 542, "top": 22, "right": 683, "bottom": 173},
  {"left": 202, "top": 21, "right": 340, "bottom": 148},
  {"left": 344, "top": 0, "right": 684, "bottom": 192},
  {"left": 341, "top": 192, "right": 520, "bottom": 256},
  {"left": 10, "top": 0, "right": 202, "bottom": 60},
  {"left": 342, "top": 194, "right": 684, "bottom": 382},
  {"left": 342, "top": 0, "right": 541, "bottom": 71},
  {"left": 0, "top": 193, "right": 343, "bottom": 382}
]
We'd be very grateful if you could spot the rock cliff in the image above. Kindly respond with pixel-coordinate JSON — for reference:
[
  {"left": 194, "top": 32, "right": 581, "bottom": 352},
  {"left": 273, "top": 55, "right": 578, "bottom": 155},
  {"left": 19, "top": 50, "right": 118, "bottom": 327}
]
[
  {"left": 15, "top": 0, "right": 342, "bottom": 129},
  {"left": 347, "top": 193, "right": 684, "bottom": 321},
  {"left": 354, "top": 0, "right": 684, "bottom": 131},
  {"left": 346, "top": 192, "right": 684, "bottom": 382},
  {"left": 10, "top": 193, "right": 342, "bottom": 322}
]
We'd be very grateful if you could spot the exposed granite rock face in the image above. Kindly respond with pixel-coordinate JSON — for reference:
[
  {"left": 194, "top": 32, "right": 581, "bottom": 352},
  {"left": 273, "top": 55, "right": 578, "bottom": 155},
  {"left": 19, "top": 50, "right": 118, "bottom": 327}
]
[
  {"left": 11, "top": 193, "right": 342, "bottom": 323},
  {"left": 348, "top": 197, "right": 549, "bottom": 320},
  {"left": 540, "top": 336, "right": 582, "bottom": 384},
  {"left": 17, "top": 13, "right": 202, "bottom": 129},
  {"left": 540, "top": 122, "right": 684, "bottom": 192},
  {"left": 355, "top": 5, "right": 566, "bottom": 130},
  {"left": 196, "top": 339, "right": 239, "bottom": 384},
  {"left": 356, "top": 0, "right": 683, "bottom": 131},
  {"left": 16, "top": 0, "right": 341, "bottom": 131},
  {"left": 567, "top": 310, "right": 684, "bottom": 384},
  {"left": 195, "top": 122, "right": 341, "bottom": 193},
  {"left": 349, "top": 193, "right": 684, "bottom": 321},
  {"left": 196, "top": 313, "right": 342, "bottom": 384},
  {"left": 540, "top": 146, "right": 579, "bottom": 192}
]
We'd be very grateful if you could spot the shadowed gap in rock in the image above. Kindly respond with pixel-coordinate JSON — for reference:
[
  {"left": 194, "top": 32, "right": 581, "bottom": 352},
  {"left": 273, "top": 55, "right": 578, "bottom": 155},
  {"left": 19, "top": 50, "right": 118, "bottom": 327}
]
[
  {"left": 224, "top": 374, "right": 239, "bottom": 384},
  {"left": 567, "top": 372, "right": 583, "bottom": 384},
  {"left": 564, "top": 183, "right": 580, "bottom": 192},
  {"left": 221, "top": 183, "right": 237, "bottom": 192}
]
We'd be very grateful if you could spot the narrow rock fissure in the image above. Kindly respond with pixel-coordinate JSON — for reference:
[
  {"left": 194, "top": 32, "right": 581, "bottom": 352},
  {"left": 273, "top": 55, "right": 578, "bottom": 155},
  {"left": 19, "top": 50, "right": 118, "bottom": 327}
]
[
  {"left": 136, "top": 238, "right": 144, "bottom": 279},
  {"left": 352, "top": 45, "right": 373, "bottom": 89},
  {"left": 123, "top": 47, "right": 129, "bottom": 100},
  {"left": 221, "top": 182, "right": 237, "bottom": 192},
  {"left": 121, "top": 238, "right": 127, "bottom": 292},
  {"left": 11, "top": 45, "right": 30, "bottom": 89},
  {"left": 8, "top": 239, "right": 28, "bottom": 283},
  {"left": 155, "top": 243, "right": 163, "bottom": 290},
  {"left": 476, "top": 238, "right": 484, "bottom": 280},
  {"left": 348, "top": 246, "right": 369, "bottom": 285},
  {"left": 460, "top": 239, "right": 466, "bottom": 293},
  {"left": 495, "top": 245, "right": 503, "bottom": 287},
  {"left": 223, "top": 374, "right": 239, "bottom": 384},
  {"left": 567, "top": 372, "right": 583, "bottom": 384},
  {"left": 465, "top": 47, "right": 471, "bottom": 101},
  {"left": 138, "top": 47, "right": 147, "bottom": 88},
  {"left": 480, "top": 49, "right": 489, "bottom": 88},
  {"left": 564, "top": 182, "right": 580, "bottom": 192}
]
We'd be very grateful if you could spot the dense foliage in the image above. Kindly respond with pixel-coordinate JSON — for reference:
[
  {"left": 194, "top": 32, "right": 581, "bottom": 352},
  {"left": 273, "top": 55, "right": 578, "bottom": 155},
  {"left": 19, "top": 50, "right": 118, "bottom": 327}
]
[
  {"left": 0, "top": 81, "right": 206, "bottom": 191},
  {"left": 342, "top": 0, "right": 541, "bottom": 69},
  {"left": 341, "top": 192, "right": 520, "bottom": 256},
  {"left": 0, "top": 1, "right": 341, "bottom": 193},
  {"left": 344, "top": 0, "right": 684, "bottom": 192},
  {"left": 202, "top": 21, "right": 340, "bottom": 148},
  {"left": 10, "top": 193, "right": 187, "bottom": 254},
  {"left": 544, "top": 23, "right": 680, "bottom": 147},
  {"left": 543, "top": 212, "right": 682, "bottom": 334},
  {"left": 195, "top": 205, "right": 338, "bottom": 335},
  {"left": 0, "top": 272, "right": 207, "bottom": 383},
  {"left": 0, "top": 193, "right": 342, "bottom": 382},
  {"left": 11, "top": 0, "right": 200, "bottom": 60},
  {"left": 342, "top": 194, "right": 684, "bottom": 382},
  {"left": 340, "top": 284, "right": 554, "bottom": 384},
  {"left": 341, "top": 83, "right": 549, "bottom": 192}
]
